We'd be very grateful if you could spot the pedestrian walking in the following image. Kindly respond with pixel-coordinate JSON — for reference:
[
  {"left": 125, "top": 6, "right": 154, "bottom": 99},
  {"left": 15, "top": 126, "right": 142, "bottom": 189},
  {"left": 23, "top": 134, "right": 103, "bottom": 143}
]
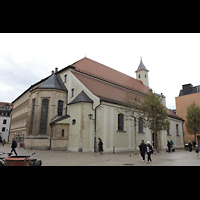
[
  {"left": 146, "top": 141, "right": 153, "bottom": 164},
  {"left": 139, "top": 140, "right": 146, "bottom": 162},
  {"left": 11, "top": 138, "right": 18, "bottom": 156},
  {"left": 0, "top": 136, "right": 2, "bottom": 146},
  {"left": 2, "top": 139, "right": 6, "bottom": 147},
  {"left": 195, "top": 145, "right": 199, "bottom": 158},
  {"left": 170, "top": 140, "right": 173, "bottom": 147},
  {"left": 98, "top": 138, "right": 104, "bottom": 154},
  {"left": 188, "top": 141, "right": 192, "bottom": 152},
  {"left": 167, "top": 140, "right": 171, "bottom": 152}
]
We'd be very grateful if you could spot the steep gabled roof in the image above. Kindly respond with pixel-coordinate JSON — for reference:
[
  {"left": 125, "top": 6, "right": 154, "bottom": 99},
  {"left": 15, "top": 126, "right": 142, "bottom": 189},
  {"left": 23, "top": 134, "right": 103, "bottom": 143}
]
[
  {"left": 68, "top": 90, "right": 93, "bottom": 105},
  {"left": 135, "top": 58, "right": 149, "bottom": 72},
  {"left": 37, "top": 74, "right": 67, "bottom": 91},
  {"left": 72, "top": 57, "right": 149, "bottom": 95},
  {"left": 71, "top": 71, "right": 144, "bottom": 104}
]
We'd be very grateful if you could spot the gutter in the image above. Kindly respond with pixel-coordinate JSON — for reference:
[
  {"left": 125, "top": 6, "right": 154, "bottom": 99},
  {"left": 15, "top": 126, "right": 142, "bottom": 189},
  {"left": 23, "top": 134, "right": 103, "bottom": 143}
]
[{"left": 92, "top": 100, "right": 102, "bottom": 152}]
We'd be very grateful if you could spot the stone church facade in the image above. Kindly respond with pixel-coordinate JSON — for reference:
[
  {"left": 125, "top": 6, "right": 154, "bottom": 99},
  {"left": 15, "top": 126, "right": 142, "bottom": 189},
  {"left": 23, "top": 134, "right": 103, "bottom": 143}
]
[{"left": 9, "top": 57, "right": 184, "bottom": 152}]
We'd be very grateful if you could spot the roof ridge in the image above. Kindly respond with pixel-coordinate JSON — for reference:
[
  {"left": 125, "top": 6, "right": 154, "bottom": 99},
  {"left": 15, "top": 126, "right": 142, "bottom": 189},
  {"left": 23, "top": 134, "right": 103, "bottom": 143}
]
[
  {"left": 78, "top": 57, "right": 136, "bottom": 79},
  {"left": 73, "top": 69, "right": 147, "bottom": 95}
]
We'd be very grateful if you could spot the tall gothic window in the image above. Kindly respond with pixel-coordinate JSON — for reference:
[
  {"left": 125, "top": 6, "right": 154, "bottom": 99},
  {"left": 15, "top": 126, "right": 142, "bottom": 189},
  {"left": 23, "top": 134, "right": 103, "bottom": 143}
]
[
  {"left": 138, "top": 117, "right": 144, "bottom": 133},
  {"left": 118, "top": 113, "right": 124, "bottom": 131},
  {"left": 30, "top": 99, "right": 35, "bottom": 135},
  {"left": 57, "top": 100, "right": 63, "bottom": 116},
  {"left": 39, "top": 99, "right": 49, "bottom": 135}
]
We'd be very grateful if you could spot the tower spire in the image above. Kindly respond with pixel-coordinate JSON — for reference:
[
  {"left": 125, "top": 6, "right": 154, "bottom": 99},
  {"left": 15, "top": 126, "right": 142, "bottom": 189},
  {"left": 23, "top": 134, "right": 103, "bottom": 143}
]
[{"left": 135, "top": 57, "right": 149, "bottom": 87}]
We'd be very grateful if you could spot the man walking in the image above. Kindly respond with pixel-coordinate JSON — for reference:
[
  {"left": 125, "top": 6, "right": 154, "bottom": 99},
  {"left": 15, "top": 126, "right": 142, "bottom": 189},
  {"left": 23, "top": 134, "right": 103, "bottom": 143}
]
[
  {"left": 139, "top": 140, "right": 146, "bottom": 162},
  {"left": 11, "top": 138, "right": 18, "bottom": 156}
]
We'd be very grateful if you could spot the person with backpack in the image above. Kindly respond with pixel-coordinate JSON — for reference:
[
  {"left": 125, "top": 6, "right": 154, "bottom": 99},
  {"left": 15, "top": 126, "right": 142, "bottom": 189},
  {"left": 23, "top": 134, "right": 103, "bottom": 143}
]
[{"left": 11, "top": 138, "right": 18, "bottom": 156}]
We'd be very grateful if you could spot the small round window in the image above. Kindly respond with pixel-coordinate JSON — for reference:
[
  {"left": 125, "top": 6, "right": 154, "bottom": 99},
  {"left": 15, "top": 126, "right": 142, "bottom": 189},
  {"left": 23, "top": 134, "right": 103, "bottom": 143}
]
[{"left": 72, "top": 119, "right": 76, "bottom": 125}]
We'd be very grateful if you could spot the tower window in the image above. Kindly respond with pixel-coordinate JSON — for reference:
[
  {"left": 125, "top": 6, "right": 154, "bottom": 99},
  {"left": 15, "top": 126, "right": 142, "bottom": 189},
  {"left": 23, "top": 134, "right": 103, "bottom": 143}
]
[
  {"left": 145, "top": 74, "right": 146, "bottom": 78},
  {"left": 139, "top": 74, "right": 140, "bottom": 78}
]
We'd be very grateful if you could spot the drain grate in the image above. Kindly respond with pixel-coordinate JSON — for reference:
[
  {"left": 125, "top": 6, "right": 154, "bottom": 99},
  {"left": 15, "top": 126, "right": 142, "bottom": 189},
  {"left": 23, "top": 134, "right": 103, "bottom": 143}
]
[{"left": 124, "top": 163, "right": 134, "bottom": 166}]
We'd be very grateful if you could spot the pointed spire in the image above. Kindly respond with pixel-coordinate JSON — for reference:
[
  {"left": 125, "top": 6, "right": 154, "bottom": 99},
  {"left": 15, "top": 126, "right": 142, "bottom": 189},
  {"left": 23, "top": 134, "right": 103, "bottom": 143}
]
[{"left": 135, "top": 57, "right": 148, "bottom": 72}]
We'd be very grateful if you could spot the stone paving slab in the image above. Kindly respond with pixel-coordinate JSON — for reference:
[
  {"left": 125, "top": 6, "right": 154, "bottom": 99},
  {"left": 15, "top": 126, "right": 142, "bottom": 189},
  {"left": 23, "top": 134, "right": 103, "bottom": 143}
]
[{"left": 1, "top": 144, "right": 200, "bottom": 166}]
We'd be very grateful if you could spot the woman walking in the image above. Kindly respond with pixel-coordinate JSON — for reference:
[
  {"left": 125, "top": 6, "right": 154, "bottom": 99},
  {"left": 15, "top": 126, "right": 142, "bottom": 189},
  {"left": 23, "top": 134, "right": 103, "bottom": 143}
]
[
  {"left": 98, "top": 138, "right": 104, "bottom": 154},
  {"left": 146, "top": 141, "right": 153, "bottom": 164}
]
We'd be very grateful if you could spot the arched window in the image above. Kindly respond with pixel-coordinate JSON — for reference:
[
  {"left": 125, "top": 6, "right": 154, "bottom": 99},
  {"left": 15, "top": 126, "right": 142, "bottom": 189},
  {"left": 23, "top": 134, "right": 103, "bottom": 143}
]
[
  {"left": 57, "top": 100, "right": 64, "bottom": 116},
  {"left": 118, "top": 113, "right": 124, "bottom": 131},
  {"left": 138, "top": 117, "right": 144, "bottom": 133},
  {"left": 39, "top": 99, "right": 49, "bottom": 135},
  {"left": 139, "top": 74, "right": 140, "bottom": 78}
]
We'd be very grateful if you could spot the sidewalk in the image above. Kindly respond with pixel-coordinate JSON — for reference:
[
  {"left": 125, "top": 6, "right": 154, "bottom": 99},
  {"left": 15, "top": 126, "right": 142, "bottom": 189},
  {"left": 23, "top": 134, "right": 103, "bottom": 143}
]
[{"left": 0, "top": 143, "right": 199, "bottom": 166}]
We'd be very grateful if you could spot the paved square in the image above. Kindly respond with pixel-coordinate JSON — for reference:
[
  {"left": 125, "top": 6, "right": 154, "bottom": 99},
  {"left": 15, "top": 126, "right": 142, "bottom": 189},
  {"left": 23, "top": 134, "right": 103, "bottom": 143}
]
[{"left": 0, "top": 144, "right": 199, "bottom": 166}]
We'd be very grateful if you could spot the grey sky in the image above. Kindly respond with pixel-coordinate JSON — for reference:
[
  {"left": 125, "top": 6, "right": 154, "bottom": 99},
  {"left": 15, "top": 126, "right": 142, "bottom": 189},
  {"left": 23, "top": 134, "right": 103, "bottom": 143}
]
[{"left": 0, "top": 33, "right": 199, "bottom": 109}]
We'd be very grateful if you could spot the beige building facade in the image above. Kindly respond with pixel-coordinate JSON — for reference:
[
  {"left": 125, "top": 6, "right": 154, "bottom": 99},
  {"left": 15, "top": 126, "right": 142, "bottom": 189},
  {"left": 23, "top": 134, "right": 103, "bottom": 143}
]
[{"left": 10, "top": 57, "right": 184, "bottom": 152}]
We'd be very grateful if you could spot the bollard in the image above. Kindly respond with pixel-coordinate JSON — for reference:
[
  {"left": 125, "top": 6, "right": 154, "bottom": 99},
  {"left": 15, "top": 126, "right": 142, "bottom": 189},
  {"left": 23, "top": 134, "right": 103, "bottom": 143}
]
[{"left": 113, "top": 146, "right": 115, "bottom": 154}]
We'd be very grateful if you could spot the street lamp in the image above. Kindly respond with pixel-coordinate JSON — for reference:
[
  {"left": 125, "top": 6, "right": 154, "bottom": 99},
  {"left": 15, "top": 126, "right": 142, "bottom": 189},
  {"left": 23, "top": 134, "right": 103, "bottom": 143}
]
[{"left": 88, "top": 114, "right": 94, "bottom": 120}]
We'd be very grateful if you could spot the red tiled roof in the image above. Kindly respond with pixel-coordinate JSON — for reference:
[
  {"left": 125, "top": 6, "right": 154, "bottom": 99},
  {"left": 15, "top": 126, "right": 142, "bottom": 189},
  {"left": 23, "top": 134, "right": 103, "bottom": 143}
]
[
  {"left": 70, "top": 57, "right": 184, "bottom": 121},
  {"left": 72, "top": 57, "right": 149, "bottom": 95},
  {"left": 71, "top": 71, "right": 144, "bottom": 104},
  {"left": 0, "top": 102, "right": 13, "bottom": 109}
]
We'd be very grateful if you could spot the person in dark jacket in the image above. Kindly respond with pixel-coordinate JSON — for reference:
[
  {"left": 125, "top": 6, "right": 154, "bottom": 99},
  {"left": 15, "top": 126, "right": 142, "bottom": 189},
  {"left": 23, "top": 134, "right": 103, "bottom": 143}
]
[
  {"left": 139, "top": 140, "right": 146, "bottom": 162},
  {"left": 188, "top": 141, "right": 192, "bottom": 152},
  {"left": 195, "top": 145, "right": 199, "bottom": 158},
  {"left": 11, "top": 138, "right": 18, "bottom": 156},
  {"left": 98, "top": 138, "right": 104, "bottom": 154},
  {"left": 146, "top": 141, "right": 153, "bottom": 164},
  {"left": 167, "top": 140, "right": 171, "bottom": 153}
]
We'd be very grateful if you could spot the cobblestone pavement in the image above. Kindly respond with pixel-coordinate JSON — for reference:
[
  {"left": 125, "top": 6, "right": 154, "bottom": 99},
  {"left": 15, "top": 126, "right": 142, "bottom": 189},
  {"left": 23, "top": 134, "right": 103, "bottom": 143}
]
[{"left": 1, "top": 143, "right": 200, "bottom": 166}]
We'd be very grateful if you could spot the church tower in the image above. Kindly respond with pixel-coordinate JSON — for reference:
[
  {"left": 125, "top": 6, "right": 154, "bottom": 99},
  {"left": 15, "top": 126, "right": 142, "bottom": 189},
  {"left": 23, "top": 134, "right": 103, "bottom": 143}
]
[{"left": 135, "top": 57, "right": 149, "bottom": 87}]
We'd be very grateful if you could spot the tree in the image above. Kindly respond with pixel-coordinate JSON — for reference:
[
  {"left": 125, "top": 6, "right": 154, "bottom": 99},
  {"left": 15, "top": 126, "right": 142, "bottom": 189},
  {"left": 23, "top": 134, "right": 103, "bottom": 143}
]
[
  {"left": 138, "top": 90, "right": 170, "bottom": 152},
  {"left": 121, "top": 89, "right": 170, "bottom": 153},
  {"left": 185, "top": 102, "right": 200, "bottom": 143}
]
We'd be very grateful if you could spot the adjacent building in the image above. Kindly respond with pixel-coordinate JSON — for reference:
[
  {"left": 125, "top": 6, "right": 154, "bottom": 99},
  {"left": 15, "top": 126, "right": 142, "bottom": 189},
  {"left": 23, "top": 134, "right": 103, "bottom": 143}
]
[
  {"left": 10, "top": 57, "right": 184, "bottom": 152},
  {"left": 176, "top": 83, "right": 200, "bottom": 145},
  {"left": 0, "top": 102, "right": 12, "bottom": 142}
]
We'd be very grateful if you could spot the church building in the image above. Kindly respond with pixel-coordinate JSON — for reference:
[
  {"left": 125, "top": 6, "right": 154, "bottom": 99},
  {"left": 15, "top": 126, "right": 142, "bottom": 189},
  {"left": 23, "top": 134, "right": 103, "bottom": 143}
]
[{"left": 9, "top": 57, "right": 184, "bottom": 152}]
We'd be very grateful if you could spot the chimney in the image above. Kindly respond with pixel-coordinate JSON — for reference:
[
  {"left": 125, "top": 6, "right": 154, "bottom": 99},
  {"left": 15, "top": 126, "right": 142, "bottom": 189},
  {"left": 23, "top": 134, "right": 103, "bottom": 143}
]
[
  {"left": 51, "top": 70, "right": 54, "bottom": 75},
  {"left": 55, "top": 67, "right": 58, "bottom": 73}
]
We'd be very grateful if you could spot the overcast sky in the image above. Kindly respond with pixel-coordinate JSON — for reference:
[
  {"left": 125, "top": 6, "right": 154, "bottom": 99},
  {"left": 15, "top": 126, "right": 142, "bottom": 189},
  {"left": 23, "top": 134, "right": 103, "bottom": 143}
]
[{"left": 0, "top": 33, "right": 199, "bottom": 109}]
